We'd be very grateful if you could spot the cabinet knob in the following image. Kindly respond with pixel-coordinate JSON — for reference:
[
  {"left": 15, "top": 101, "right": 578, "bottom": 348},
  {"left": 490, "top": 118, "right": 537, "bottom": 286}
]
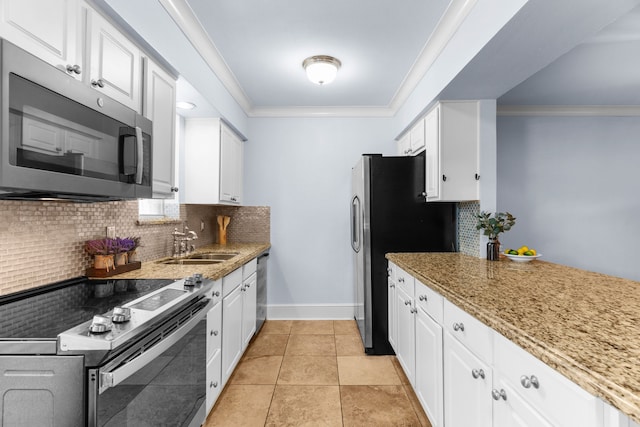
[
  {"left": 398, "top": 277, "right": 405, "bottom": 283},
  {"left": 404, "top": 300, "right": 411, "bottom": 306},
  {"left": 410, "top": 307, "right": 417, "bottom": 314},
  {"left": 91, "top": 79, "right": 105, "bottom": 88},
  {"left": 452, "top": 322, "right": 465, "bottom": 332},
  {"left": 520, "top": 375, "right": 540, "bottom": 389},
  {"left": 475, "top": 173, "right": 480, "bottom": 181},
  {"left": 492, "top": 389, "right": 507, "bottom": 401},
  {"left": 66, "top": 64, "right": 81, "bottom": 75},
  {"left": 418, "top": 295, "right": 427, "bottom": 302},
  {"left": 389, "top": 284, "right": 395, "bottom": 288},
  {"left": 213, "top": 291, "right": 220, "bottom": 297},
  {"left": 171, "top": 187, "right": 179, "bottom": 192},
  {"left": 442, "top": 174, "right": 447, "bottom": 182},
  {"left": 471, "top": 369, "right": 485, "bottom": 379},
  {"left": 210, "top": 381, "right": 218, "bottom": 388}
]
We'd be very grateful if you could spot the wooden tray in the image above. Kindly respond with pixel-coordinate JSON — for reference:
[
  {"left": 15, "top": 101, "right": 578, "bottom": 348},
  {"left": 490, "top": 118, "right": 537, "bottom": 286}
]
[{"left": 86, "top": 261, "right": 141, "bottom": 278}]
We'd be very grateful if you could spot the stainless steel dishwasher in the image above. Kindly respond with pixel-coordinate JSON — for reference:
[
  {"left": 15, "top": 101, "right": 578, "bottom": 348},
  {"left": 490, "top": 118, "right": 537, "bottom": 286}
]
[{"left": 256, "top": 251, "right": 269, "bottom": 333}]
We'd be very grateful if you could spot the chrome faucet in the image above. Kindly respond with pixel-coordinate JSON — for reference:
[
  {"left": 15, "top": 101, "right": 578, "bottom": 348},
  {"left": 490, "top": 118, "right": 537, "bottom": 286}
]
[{"left": 172, "top": 225, "right": 198, "bottom": 257}]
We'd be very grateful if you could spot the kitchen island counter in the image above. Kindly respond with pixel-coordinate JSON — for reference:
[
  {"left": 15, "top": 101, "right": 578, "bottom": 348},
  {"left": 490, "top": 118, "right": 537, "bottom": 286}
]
[
  {"left": 101, "top": 243, "right": 270, "bottom": 281},
  {"left": 386, "top": 252, "right": 640, "bottom": 423}
]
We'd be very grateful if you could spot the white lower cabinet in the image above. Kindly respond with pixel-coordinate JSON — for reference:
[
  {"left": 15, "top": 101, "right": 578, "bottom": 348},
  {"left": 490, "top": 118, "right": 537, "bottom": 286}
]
[
  {"left": 205, "top": 291, "right": 222, "bottom": 414},
  {"left": 415, "top": 305, "right": 443, "bottom": 427},
  {"left": 444, "top": 331, "right": 493, "bottom": 427},
  {"left": 221, "top": 272, "right": 243, "bottom": 385},
  {"left": 241, "top": 260, "right": 257, "bottom": 350},
  {"left": 387, "top": 260, "right": 609, "bottom": 427}
]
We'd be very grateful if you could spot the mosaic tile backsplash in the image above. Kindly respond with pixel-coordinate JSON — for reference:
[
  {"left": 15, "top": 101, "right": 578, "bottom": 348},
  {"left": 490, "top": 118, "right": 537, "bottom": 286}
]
[
  {"left": 458, "top": 201, "right": 481, "bottom": 257},
  {"left": 0, "top": 200, "right": 270, "bottom": 296}
]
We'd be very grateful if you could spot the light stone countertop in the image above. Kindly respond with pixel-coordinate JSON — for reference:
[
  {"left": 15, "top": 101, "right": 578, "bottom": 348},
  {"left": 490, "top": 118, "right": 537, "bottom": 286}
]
[
  {"left": 98, "top": 243, "right": 270, "bottom": 281},
  {"left": 386, "top": 252, "right": 640, "bottom": 423}
]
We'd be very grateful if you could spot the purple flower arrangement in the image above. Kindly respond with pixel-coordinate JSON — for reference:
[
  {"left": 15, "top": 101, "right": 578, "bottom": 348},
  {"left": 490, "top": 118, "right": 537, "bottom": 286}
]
[{"left": 85, "top": 237, "right": 141, "bottom": 255}]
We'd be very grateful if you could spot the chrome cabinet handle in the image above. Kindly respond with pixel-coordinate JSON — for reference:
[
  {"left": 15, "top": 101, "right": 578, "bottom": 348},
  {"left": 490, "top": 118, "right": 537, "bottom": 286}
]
[
  {"left": 210, "top": 330, "right": 219, "bottom": 336},
  {"left": 418, "top": 295, "right": 427, "bottom": 301},
  {"left": 475, "top": 173, "right": 480, "bottom": 181},
  {"left": 210, "top": 381, "right": 218, "bottom": 388},
  {"left": 398, "top": 277, "right": 405, "bottom": 283},
  {"left": 171, "top": 187, "right": 179, "bottom": 192},
  {"left": 492, "top": 389, "right": 507, "bottom": 401},
  {"left": 66, "top": 64, "right": 81, "bottom": 74},
  {"left": 389, "top": 284, "right": 395, "bottom": 288},
  {"left": 91, "top": 79, "right": 105, "bottom": 88},
  {"left": 442, "top": 174, "right": 447, "bottom": 182},
  {"left": 410, "top": 308, "right": 417, "bottom": 314},
  {"left": 472, "top": 369, "right": 485, "bottom": 379},
  {"left": 387, "top": 267, "right": 392, "bottom": 274},
  {"left": 213, "top": 291, "right": 220, "bottom": 297},
  {"left": 404, "top": 300, "right": 411, "bottom": 306},
  {"left": 453, "top": 322, "right": 465, "bottom": 332},
  {"left": 521, "top": 375, "right": 540, "bottom": 389}
]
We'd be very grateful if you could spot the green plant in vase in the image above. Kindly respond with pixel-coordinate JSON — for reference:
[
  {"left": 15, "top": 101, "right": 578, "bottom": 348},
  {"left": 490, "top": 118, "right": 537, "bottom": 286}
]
[{"left": 475, "top": 211, "right": 516, "bottom": 261}]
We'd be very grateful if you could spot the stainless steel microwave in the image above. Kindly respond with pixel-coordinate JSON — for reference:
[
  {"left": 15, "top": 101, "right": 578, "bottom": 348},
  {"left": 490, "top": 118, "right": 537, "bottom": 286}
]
[{"left": 0, "top": 39, "right": 152, "bottom": 201}]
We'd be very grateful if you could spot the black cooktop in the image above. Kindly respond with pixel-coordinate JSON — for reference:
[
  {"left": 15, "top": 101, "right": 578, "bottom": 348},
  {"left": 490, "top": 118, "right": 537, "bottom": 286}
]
[{"left": 0, "top": 277, "right": 173, "bottom": 339}]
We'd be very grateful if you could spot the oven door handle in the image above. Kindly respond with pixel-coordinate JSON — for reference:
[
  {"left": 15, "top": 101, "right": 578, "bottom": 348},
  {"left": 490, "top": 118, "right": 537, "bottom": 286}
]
[{"left": 99, "top": 298, "right": 212, "bottom": 393}]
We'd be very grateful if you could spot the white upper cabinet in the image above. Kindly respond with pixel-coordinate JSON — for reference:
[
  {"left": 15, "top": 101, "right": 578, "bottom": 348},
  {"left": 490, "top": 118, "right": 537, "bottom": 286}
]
[
  {"left": 424, "top": 101, "right": 480, "bottom": 202},
  {"left": 182, "top": 118, "right": 244, "bottom": 205},
  {"left": 0, "top": 0, "right": 82, "bottom": 79},
  {"left": 87, "top": 9, "right": 141, "bottom": 112},
  {"left": 396, "top": 118, "right": 425, "bottom": 156},
  {"left": 143, "top": 58, "right": 177, "bottom": 198}
]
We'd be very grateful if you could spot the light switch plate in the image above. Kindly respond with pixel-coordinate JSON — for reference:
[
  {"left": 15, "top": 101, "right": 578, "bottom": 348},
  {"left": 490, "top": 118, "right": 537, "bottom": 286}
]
[
  {"left": 106, "top": 226, "right": 116, "bottom": 239},
  {"left": 200, "top": 220, "right": 205, "bottom": 232}
]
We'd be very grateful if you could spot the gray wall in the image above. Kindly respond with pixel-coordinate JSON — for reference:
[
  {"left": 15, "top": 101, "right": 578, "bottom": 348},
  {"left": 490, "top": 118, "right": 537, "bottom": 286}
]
[
  {"left": 496, "top": 114, "right": 640, "bottom": 281},
  {"left": 244, "top": 117, "right": 395, "bottom": 309}
]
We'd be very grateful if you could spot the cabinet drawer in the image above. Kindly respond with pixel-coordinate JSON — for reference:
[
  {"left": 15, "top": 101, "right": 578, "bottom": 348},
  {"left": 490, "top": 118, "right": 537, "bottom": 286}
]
[
  {"left": 206, "top": 349, "right": 222, "bottom": 414},
  {"left": 443, "top": 299, "right": 493, "bottom": 363},
  {"left": 209, "top": 278, "right": 222, "bottom": 304},
  {"left": 222, "top": 267, "right": 242, "bottom": 297},
  {"left": 243, "top": 258, "right": 257, "bottom": 279},
  {"left": 206, "top": 301, "right": 222, "bottom": 360},
  {"left": 415, "top": 278, "right": 443, "bottom": 324},
  {"left": 395, "top": 266, "right": 415, "bottom": 298},
  {"left": 494, "top": 332, "right": 602, "bottom": 427}
]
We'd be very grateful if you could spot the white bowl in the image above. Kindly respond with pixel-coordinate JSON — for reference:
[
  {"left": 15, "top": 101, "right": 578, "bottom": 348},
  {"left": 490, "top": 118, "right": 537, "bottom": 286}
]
[{"left": 504, "top": 253, "right": 542, "bottom": 263}]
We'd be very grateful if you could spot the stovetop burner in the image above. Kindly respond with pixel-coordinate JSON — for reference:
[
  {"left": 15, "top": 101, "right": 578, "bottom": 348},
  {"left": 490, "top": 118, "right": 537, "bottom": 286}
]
[{"left": 0, "top": 278, "right": 173, "bottom": 340}]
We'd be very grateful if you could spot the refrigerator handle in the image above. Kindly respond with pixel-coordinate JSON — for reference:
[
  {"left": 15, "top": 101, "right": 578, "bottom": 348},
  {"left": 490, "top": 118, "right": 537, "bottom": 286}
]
[{"left": 351, "top": 195, "right": 361, "bottom": 253}]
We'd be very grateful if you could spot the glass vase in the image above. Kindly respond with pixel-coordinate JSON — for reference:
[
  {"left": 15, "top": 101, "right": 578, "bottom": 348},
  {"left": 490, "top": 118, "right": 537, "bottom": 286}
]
[{"left": 486, "top": 238, "right": 500, "bottom": 261}]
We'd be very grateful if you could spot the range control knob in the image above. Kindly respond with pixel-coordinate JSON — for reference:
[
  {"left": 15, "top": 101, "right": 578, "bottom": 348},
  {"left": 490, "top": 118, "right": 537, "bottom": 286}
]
[{"left": 111, "top": 307, "right": 131, "bottom": 323}]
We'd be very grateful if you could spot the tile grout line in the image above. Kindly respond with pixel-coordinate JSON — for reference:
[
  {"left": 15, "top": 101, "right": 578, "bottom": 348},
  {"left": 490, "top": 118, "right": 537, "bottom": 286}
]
[{"left": 263, "top": 326, "right": 290, "bottom": 426}]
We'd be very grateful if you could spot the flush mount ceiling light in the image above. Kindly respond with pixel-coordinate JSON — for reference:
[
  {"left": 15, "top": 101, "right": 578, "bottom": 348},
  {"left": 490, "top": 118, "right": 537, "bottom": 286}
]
[
  {"left": 302, "top": 55, "right": 342, "bottom": 85},
  {"left": 176, "top": 101, "right": 196, "bottom": 110}
]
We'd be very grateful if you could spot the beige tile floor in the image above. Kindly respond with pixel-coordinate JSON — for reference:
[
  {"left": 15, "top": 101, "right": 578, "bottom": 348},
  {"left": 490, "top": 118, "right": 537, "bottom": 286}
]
[{"left": 205, "top": 320, "right": 432, "bottom": 427}]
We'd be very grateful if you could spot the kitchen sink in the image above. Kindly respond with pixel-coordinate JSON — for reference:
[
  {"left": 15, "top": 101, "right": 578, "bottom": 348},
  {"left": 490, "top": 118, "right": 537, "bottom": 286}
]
[
  {"left": 187, "top": 252, "right": 240, "bottom": 261},
  {"left": 157, "top": 258, "right": 224, "bottom": 265}
]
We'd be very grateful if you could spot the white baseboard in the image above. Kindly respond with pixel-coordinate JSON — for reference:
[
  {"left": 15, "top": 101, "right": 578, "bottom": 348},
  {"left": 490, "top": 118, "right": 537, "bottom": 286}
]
[{"left": 267, "top": 304, "right": 355, "bottom": 320}]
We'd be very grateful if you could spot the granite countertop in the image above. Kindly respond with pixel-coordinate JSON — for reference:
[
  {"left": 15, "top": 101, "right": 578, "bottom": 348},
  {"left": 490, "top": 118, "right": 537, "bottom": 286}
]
[
  {"left": 103, "top": 243, "right": 270, "bottom": 281},
  {"left": 386, "top": 252, "right": 640, "bottom": 423}
]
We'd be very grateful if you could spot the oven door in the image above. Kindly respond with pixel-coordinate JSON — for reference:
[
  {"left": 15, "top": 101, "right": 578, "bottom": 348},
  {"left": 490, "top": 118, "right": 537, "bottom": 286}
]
[{"left": 87, "top": 297, "right": 212, "bottom": 427}]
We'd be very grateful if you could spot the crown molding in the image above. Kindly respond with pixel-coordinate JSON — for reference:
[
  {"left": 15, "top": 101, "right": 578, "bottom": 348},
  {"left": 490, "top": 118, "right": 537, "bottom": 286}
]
[
  {"left": 158, "top": 0, "right": 252, "bottom": 112},
  {"left": 247, "top": 106, "right": 396, "bottom": 118},
  {"left": 389, "top": 0, "right": 478, "bottom": 112},
  {"left": 497, "top": 105, "right": 640, "bottom": 116},
  {"left": 161, "top": 0, "right": 475, "bottom": 118}
]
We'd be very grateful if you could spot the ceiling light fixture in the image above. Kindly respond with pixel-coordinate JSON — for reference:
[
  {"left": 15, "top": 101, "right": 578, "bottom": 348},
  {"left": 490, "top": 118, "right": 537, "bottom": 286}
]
[
  {"left": 176, "top": 101, "right": 196, "bottom": 110},
  {"left": 302, "top": 55, "right": 341, "bottom": 85}
]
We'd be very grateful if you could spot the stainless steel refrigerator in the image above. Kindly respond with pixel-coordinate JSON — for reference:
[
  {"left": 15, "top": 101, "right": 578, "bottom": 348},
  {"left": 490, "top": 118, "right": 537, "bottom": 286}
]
[{"left": 351, "top": 154, "right": 457, "bottom": 355}]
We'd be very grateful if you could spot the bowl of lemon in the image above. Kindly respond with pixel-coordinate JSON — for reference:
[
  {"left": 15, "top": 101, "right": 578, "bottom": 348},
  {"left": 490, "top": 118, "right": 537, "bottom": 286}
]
[{"left": 503, "top": 246, "right": 541, "bottom": 262}]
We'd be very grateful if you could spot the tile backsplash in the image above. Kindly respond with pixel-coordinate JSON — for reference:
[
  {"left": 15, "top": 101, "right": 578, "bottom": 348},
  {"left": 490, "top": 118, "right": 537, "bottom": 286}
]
[
  {"left": 0, "top": 200, "right": 270, "bottom": 296},
  {"left": 458, "top": 201, "right": 480, "bottom": 257}
]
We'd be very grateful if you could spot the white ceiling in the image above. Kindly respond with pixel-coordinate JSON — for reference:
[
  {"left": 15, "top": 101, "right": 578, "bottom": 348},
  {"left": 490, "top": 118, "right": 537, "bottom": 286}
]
[{"left": 100, "top": 0, "right": 640, "bottom": 119}]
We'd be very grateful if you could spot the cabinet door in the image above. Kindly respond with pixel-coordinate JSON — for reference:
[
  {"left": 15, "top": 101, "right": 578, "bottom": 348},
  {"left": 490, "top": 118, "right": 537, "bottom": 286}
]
[
  {"left": 206, "top": 349, "right": 222, "bottom": 415},
  {"left": 143, "top": 58, "right": 176, "bottom": 198},
  {"left": 424, "top": 105, "right": 440, "bottom": 201},
  {"left": 415, "top": 307, "right": 443, "bottom": 427},
  {"left": 395, "top": 285, "right": 415, "bottom": 385},
  {"left": 219, "top": 123, "right": 242, "bottom": 204},
  {"left": 388, "top": 273, "right": 397, "bottom": 352},
  {"left": 410, "top": 118, "right": 425, "bottom": 154},
  {"left": 493, "top": 376, "right": 554, "bottom": 427},
  {"left": 221, "top": 284, "right": 243, "bottom": 385},
  {"left": 0, "top": 0, "right": 81, "bottom": 79},
  {"left": 443, "top": 332, "right": 492, "bottom": 427},
  {"left": 88, "top": 10, "right": 141, "bottom": 112},
  {"left": 241, "top": 273, "right": 257, "bottom": 350}
]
